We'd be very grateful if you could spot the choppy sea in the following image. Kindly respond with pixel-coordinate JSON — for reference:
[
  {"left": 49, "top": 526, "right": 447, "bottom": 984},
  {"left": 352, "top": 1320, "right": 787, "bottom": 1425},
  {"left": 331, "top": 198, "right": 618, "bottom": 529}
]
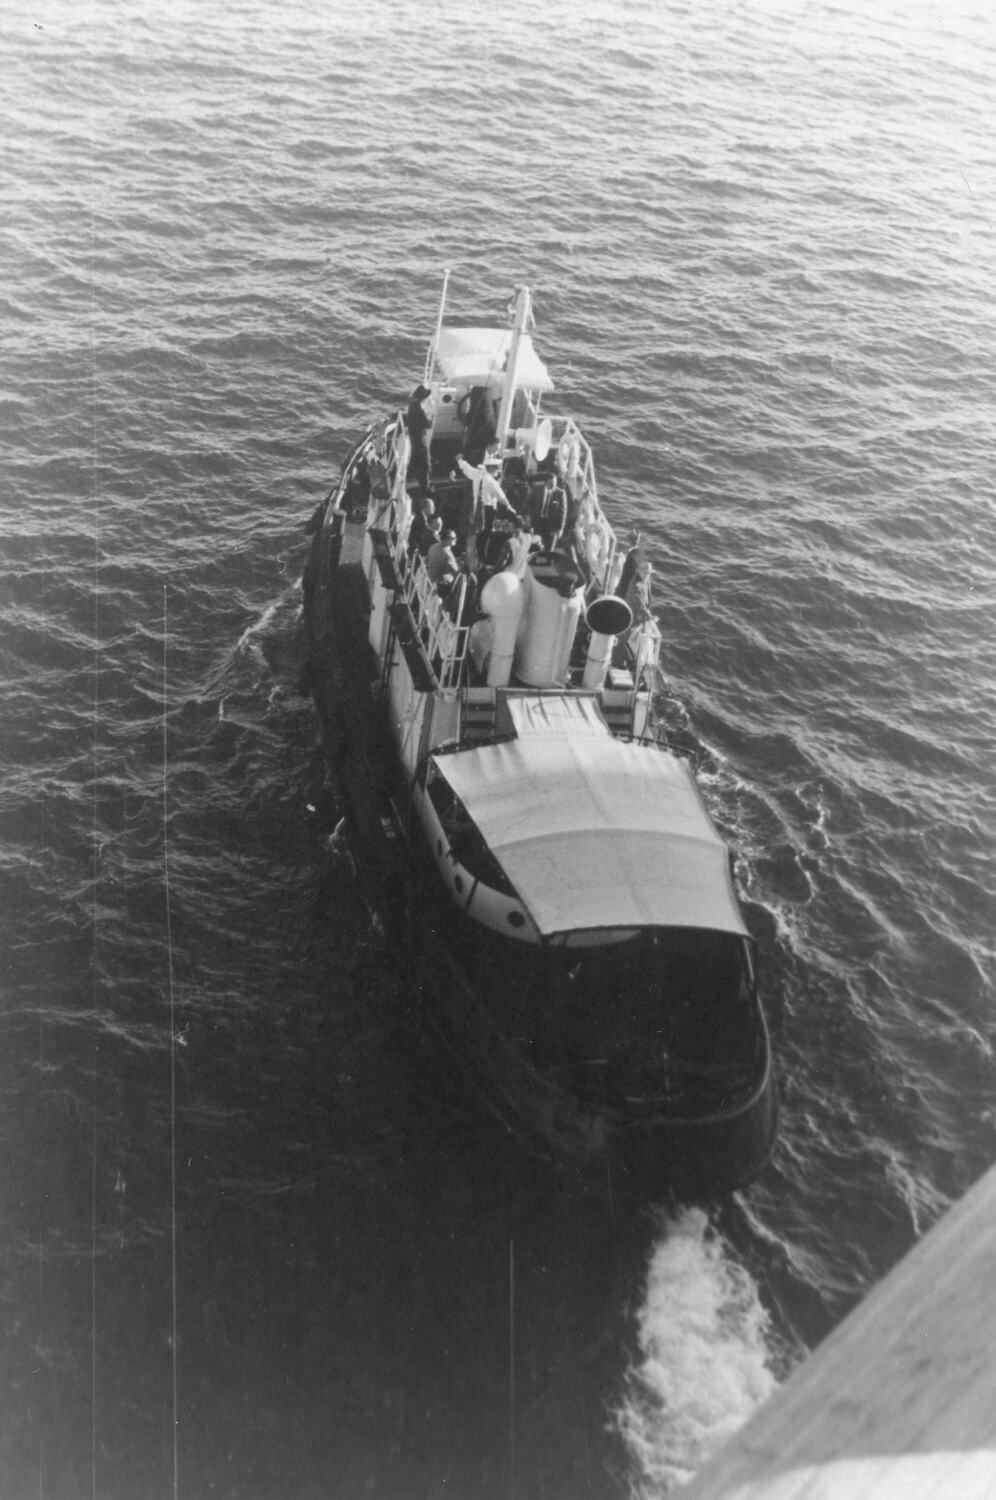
[{"left": 2, "top": 1, "right": 994, "bottom": 1495}]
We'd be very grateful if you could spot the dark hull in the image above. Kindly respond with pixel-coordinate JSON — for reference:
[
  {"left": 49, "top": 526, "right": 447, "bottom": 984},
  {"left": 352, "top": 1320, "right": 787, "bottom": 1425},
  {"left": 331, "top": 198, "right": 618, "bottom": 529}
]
[
  {"left": 303, "top": 512, "right": 777, "bottom": 1200},
  {"left": 402, "top": 895, "right": 778, "bottom": 1201}
]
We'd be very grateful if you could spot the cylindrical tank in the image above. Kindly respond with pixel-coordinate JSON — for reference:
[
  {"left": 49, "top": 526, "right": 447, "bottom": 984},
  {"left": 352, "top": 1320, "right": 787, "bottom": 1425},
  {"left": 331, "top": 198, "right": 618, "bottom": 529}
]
[
  {"left": 514, "top": 552, "right": 584, "bottom": 687},
  {"left": 581, "top": 594, "right": 632, "bottom": 690},
  {"left": 480, "top": 570, "right": 525, "bottom": 687}
]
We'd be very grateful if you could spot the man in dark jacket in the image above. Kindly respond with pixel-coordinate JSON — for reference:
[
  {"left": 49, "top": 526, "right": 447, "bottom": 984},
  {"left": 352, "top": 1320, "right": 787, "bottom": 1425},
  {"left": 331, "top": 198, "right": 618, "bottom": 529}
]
[{"left": 406, "top": 383, "right": 434, "bottom": 494}]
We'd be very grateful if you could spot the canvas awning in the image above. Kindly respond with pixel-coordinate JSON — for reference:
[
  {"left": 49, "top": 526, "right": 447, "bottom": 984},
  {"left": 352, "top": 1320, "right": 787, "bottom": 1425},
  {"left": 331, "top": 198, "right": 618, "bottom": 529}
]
[
  {"left": 504, "top": 693, "right": 610, "bottom": 739},
  {"left": 431, "top": 729, "right": 748, "bottom": 938},
  {"left": 432, "top": 326, "right": 554, "bottom": 392}
]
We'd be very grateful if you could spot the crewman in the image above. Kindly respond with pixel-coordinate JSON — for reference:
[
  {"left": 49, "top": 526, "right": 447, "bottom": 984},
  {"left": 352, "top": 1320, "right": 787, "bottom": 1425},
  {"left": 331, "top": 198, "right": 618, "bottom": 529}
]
[{"left": 406, "top": 383, "right": 435, "bottom": 494}]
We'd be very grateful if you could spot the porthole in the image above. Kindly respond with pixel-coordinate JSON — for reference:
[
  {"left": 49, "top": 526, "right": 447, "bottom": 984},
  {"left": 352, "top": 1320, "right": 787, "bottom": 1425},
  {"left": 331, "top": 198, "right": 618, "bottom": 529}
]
[
  {"left": 507, "top": 910, "right": 525, "bottom": 928},
  {"left": 454, "top": 875, "right": 464, "bottom": 894}
]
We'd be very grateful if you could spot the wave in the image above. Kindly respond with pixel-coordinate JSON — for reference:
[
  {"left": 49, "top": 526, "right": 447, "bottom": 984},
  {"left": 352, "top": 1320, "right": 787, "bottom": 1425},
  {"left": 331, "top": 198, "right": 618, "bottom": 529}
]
[
  {"left": 3, "top": 0, "right": 996, "bottom": 1492},
  {"left": 615, "top": 1208, "right": 778, "bottom": 1496}
]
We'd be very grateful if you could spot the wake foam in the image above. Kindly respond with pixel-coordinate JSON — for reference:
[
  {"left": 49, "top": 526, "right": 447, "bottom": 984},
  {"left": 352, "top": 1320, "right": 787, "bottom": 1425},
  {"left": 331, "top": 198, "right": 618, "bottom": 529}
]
[
  {"left": 615, "top": 1207, "right": 777, "bottom": 1496},
  {"left": 236, "top": 584, "right": 302, "bottom": 675}
]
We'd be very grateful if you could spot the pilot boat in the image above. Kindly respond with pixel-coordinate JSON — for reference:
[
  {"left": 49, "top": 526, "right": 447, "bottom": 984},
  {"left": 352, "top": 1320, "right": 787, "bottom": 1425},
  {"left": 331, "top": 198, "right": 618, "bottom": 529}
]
[{"left": 303, "top": 277, "right": 776, "bottom": 1198}]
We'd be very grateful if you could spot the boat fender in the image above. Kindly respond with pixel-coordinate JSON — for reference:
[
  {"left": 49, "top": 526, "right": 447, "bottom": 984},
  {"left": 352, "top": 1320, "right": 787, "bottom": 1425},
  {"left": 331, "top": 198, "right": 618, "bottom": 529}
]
[
  {"left": 629, "top": 620, "right": 662, "bottom": 684},
  {"left": 585, "top": 522, "right": 608, "bottom": 573},
  {"left": 558, "top": 433, "right": 580, "bottom": 481},
  {"left": 391, "top": 430, "right": 411, "bottom": 500}
]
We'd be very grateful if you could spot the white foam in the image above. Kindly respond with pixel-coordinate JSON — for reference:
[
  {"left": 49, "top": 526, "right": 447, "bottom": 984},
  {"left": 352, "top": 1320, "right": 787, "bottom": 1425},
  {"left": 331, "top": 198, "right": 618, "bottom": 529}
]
[
  {"left": 236, "top": 585, "right": 302, "bottom": 669},
  {"left": 615, "top": 1207, "right": 777, "bottom": 1496},
  {"left": 237, "top": 596, "right": 282, "bottom": 670}
]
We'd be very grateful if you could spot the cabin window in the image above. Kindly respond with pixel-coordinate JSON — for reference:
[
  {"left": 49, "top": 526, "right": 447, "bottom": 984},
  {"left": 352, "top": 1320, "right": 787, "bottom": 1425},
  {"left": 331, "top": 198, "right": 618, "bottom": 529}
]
[{"left": 426, "top": 768, "right": 517, "bottom": 896}]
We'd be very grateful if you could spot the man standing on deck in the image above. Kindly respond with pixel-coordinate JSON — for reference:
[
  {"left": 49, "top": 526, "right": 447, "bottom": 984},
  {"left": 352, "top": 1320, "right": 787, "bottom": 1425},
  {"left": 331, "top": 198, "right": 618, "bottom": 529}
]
[
  {"left": 426, "top": 526, "right": 459, "bottom": 586},
  {"left": 455, "top": 451, "right": 516, "bottom": 571},
  {"left": 406, "top": 383, "right": 435, "bottom": 494}
]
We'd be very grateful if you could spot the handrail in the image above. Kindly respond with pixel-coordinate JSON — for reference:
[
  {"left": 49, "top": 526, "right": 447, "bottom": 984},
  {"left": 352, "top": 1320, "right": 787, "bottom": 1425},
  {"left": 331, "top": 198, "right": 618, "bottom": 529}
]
[
  {"left": 374, "top": 396, "right": 476, "bottom": 693},
  {"left": 398, "top": 543, "right": 471, "bottom": 692}
]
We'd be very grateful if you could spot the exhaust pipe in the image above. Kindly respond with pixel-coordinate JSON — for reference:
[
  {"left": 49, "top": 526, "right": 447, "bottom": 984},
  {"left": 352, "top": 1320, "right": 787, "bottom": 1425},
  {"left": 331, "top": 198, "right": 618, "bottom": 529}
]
[{"left": 582, "top": 595, "right": 632, "bottom": 690}]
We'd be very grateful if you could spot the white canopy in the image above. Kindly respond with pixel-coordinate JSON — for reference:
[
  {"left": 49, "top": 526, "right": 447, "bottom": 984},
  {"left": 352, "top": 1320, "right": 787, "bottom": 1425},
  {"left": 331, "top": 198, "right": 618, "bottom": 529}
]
[
  {"left": 432, "top": 727, "right": 748, "bottom": 939},
  {"left": 433, "top": 326, "right": 554, "bottom": 392}
]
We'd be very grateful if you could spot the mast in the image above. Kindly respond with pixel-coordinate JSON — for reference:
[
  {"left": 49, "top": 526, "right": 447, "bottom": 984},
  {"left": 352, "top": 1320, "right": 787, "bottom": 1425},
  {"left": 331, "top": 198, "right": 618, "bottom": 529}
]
[
  {"left": 424, "top": 267, "right": 451, "bottom": 385},
  {"left": 494, "top": 286, "right": 532, "bottom": 457}
]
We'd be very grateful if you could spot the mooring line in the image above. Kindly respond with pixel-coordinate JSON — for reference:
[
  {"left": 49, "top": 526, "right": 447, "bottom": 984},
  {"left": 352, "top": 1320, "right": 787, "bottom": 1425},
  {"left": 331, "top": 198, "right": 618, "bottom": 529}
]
[{"left": 163, "top": 585, "right": 180, "bottom": 1500}]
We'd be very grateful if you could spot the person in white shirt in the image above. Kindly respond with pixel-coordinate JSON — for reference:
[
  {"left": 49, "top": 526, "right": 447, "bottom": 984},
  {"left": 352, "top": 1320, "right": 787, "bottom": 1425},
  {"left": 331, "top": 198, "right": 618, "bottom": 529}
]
[
  {"left": 455, "top": 453, "right": 509, "bottom": 524},
  {"left": 455, "top": 452, "right": 518, "bottom": 571}
]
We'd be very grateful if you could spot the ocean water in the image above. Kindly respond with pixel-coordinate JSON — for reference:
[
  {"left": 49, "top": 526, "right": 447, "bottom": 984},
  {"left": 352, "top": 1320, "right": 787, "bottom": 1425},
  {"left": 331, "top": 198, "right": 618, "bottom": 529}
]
[{"left": 2, "top": 0, "right": 994, "bottom": 1495}]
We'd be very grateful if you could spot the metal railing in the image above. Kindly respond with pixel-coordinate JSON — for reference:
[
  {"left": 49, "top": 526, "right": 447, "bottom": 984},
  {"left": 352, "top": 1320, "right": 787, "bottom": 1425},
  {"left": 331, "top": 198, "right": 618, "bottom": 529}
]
[{"left": 400, "top": 549, "right": 472, "bottom": 692}]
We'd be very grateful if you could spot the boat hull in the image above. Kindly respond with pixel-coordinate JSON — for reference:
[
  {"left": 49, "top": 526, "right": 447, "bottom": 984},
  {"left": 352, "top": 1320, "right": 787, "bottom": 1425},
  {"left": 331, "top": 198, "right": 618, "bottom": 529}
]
[
  {"left": 303, "top": 514, "right": 777, "bottom": 1200},
  {"left": 402, "top": 881, "right": 778, "bottom": 1201}
]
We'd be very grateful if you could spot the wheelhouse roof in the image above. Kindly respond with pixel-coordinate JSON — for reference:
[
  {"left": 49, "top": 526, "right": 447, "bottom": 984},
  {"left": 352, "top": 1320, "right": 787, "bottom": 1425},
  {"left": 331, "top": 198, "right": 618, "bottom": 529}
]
[
  {"left": 431, "top": 731, "right": 748, "bottom": 939},
  {"left": 432, "top": 326, "right": 554, "bottom": 392}
]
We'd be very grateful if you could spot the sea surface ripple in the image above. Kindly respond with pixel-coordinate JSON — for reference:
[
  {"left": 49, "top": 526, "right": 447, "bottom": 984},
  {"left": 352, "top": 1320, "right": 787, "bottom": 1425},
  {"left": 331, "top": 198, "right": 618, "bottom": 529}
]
[{"left": 2, "top": 1, "right": 994, "bottom": 1496}]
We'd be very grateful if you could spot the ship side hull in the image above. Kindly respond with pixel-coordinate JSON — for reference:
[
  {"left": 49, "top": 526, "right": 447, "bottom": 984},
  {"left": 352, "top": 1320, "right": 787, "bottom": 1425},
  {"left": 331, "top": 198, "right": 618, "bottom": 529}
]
[{"left": 303, "top": 514, "right": 777, "bottom": 1200}]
